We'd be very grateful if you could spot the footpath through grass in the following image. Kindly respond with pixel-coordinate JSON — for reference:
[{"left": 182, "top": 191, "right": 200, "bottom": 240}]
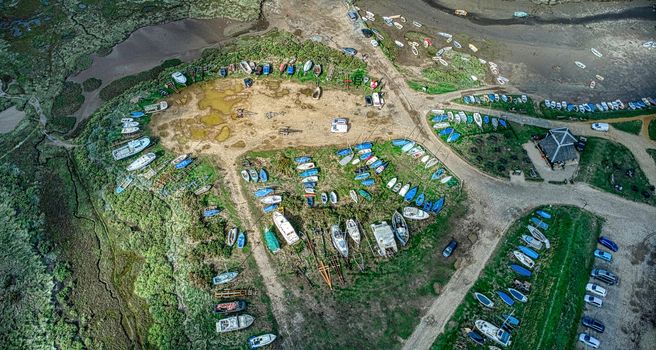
[
  {"left": 576, "top": 137, "right": 656, "bottom": 206},
  {"left": 431, "top": 206, "right": 602, "bottom": 350},
  {"left": 610, "top": 120, "right": 642, "bottom": 135}
]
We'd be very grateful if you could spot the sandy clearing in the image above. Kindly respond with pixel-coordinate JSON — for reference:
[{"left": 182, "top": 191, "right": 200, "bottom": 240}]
[{"left": 0, "top": 106, "right": 26, "bottom": 133}]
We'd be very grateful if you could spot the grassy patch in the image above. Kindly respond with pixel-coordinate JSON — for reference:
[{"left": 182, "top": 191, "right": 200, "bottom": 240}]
[
  {"left": 431, "top": 111, "right": 545, "bottom": 179},
  {"left": 432, "top": 206, "right": 603, "bottom": 350},
  {"left": 99, "top": 59, "right": 182, "bottom": 101},
  {"left": 454, "top": 94, "right": 537, "bottom": 116},
  {"left": 408, "top": 52, "right": 485, "bottom": 95},
  {"left": 649, "top": 119, "right": 656, "bottom": 141},
  {"left": 82, "top": 77, "right": 102, "bottom": 92},
  {"left": 48, "top": 116, "right": 77, "bottom": 133},
  {"left": 576, "top": 137, "right": 655, "bottom": 205},
  {"left": 610, "top": 120, "right": 642, "bottom": 135},
  {"left": 52, "top": 81, "right": 84, "bottom": 118}
]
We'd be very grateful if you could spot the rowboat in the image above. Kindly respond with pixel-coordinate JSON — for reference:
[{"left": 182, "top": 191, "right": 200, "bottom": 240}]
[
  {"left": 513, "top": 250, "right": 535, "bottom": 269},
  {"left": 411, "top": 46, "right": 418, "bottom": 56},
  {"left": 535, "top": 210, "right": 552, "bottom": 219},
  {"left": 305, "top": 188, "right": 315, "bottom": 195},
  {"left": 328, "top": 192, "right": 337, "bottom": 205},
  {"left": 439, "top": 127, "right": 454, "bottom": 135},
  {"left": 440, "top": 175, "right": 453, "bottom": 184},
  {"left": 392, "top": 211, "right": 409, "bottom": 246},
  {"left": 425, "top": 158, "right": 439, "bottom": 169},
  {"left": 433, "top": 122, "right": 450, "bottom": 130},
  {"left": 468, "top": 331, "right": 485, "bottom": 345},
  {"left": 339, "top": 154, "right": 354, "bottom": 166},
  {"left": 431, "top": 168, "right": 445, "bottom": 180},
  {"left": 420, "top": 155, "right": 430, "bottom": 163},
  {"left": 474, "top": 112, "right": 483, "bottom": 128},
  {"left": 355, "top": 142, "right": 372, "bottom": 150},
  {"left": 399, "top": 184, "right": 410, "bottom": 197},
  {"left": 130, "top": 111, "right": 145, "bottom": 118},
  {"left": 392, "top": 183, "right": 402, "bottom": 192},
  {"left": 263, "top": 204, "right": 278, "bottom": 213},
  {"left": 358, "top": 189, "right": 372, "bottom": 201},
  {"left": 359, "top": 152, "right": 372, "bottom": 160},
  {"left": 499, "top": 119, "right": 507, "bottom": 128},
  {"left": 239, "top": 61, "right": 252, "bottom": 74},
  {"left": 122, "top": 121, "right": 138, "bottom": 128},
  {"left": 194, "top": 184, "right": 212, "bottom": 196},
  {"left": 575, "top": 61, "right": 586, "bottom": 69},
  {"left": 295, "top": 156, "right": 312, "bottom": 163},
  {"left": 259, "top": 168, "right": 268, "bottom": 182},
  {"left": 331, "top": 224, "right": 348, "bottom": 258},
  {"left": 403, "top": 207, "right": 429, "bottom": 220},
  {"left": 216, "top": 314, "right": 254, "bottom": 333},
  {"left": 500, "top": 314, "right": 521, "bottom": 328},
  {"left": 527, "top": 225, "right": 548, "bottom": 245},
  {"left": 303, "top": 182, "right": 316, "bottom": 189},
  {"left": 432, "top": 197, "right": 445, "bottom": 214},
  {"left": 447, "top": 132, "right": 461, "bottom": 143},
  {"left": 511, "top": 264, "right": 532, "bottom": 277},
  {"left": 171, "top": 154, "right": 188, "bottom": 165},
  {"left": 365, "top": 156, "right": 378, "bottom": 166},
  {"left": 320, "top": 192, "right": 328, "bottom": 205},
  {"left": 492, "top": 117, "right": 498, "bottom": 130},
  {"left": 508, "top": 288, "right": 527, "bottom": 303},
  {"left": 302, "top": 176, "right": 318, "bottom": 183},
  {"left": 369, "top": 159, "right": 383, "bottom": 169},
  {"left": 312, "top": 86, "right": 321, "bottom": 99},
  {"left": 358, "top": 148, "right": 372, "bottom": 155},
  {"left": 303, "top": 60, "right": 313, "bottom": 73},
  {"left": 404, "top": 186, "right": 418, "bottom": 202},
  {"left": 350, "top": 190, "right": 359, "bottom": 203},
  {"left": 213, "top": 300, "right": 246, "bottom": 314},
  {"left": 375, "top": 162, "right": 388, "bottom": 174},
  {"left": 121, "top": 127, "right": 139, "bottom": 134},
  {"left": 254, "top": 188, "right": 273, "bottom": 197},
  {"left": 530, "top": 217, "right": 549, "bottom": 230},
  {"left": 126, "top": 152, "right": 156, "bottom": 172},
  {"left": 299, "top": 168, "right": 319, "bottom": 177},
  {"left": 423, "top": 200, "right": 432, "bottom": 212},
  {"left": 591, "top": 48, "right": 602, "bottom": 58},
  {"left": 248, "top": 334, "right": 277, "bottom": 349},
  {"left": 521, "top": 234, "right": 543, "bottom": 250},
  {"left": 212, "top": 271, "right": 238, "bottom": 285},
  {"left": 305, "top": 196, "right": 314, "bottom": 207},
  {"left": 261, "top": 195, "right": 282, "bottom": 205},
  {"left": 249, "top": 169, "right": 259, "bottom": 182},
  {"left": 313, "top": 64, "right": 322, "bottom": 78},
  {"left": 401, "top": 141, "right": 416, "bottom": 152},
  {"left": 387, "top": 177, "right": 397, "bottom": 189},
  {"left": 415, "top": 193, "right": 425, "bottom": 206},
  {"left": 474, "top": 292, "right": 494, "bottom": 308},
  {"left": 497, "top": 291, "right": 514, "bottom": 306},
  {"left": 518, "top": 245, "right": 539, "bottom": 260}
]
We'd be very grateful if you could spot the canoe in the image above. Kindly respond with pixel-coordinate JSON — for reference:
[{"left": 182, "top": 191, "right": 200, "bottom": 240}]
[
  {"left": 425, "top": 158, "right": 439, "bottom": 169},
  {"left": 401, "top": 142, "right": 416, "bottom": 152},
  {"left": 431, "top": 168, "right": 445, "bottom": 180},
  {"left": 213, "top": 271, "right": 238, "bottom": 285},
  {"left": 216, "top": 314, "right": 255, "bottom": 333},
  {"left": 361, "top": 179, "right": 375, "bottom": 186},
  {"left": 263, "top": 204, "right": 278, "bottom": 213},
  {"left": 297, "top": 162, "right": 315, "bottom": 170},
  {"left": 213, "top": 300, "right": 246, "bottom": 314},
  {"left": 339, "top": 154, "right": 354, "bottom": 166},
  {"left": 248, "top": 334, "right": 277, "bottom": 349},
  {"left": 346, "top": 219, "right": 361, "bottom": 246},
  {"left": 299, "top": 168, "right": 319, "bottom": 177},
  {"left": 399, "top": 184, "right": 410, "bottom": 197},
  {"left": 350, "top": 190, "right": 359, "bottom": 203},
  {"left": 403, "top": 207, "right": 429, "bottom": 220},
  {"left": 497, "top": 291, "right": 515, "bottom": 306},
  {"left": 392, "top": 183, "right": 402, "bottom": 192},
  {"left": 511, "top": 264, "right": 532, "bottom": 277},
  {"left": 431, "top": 197, "right": 445, "bottom": 214},
  {"left": 536, "top": 210, "right": 552, "bottom": 219},
  {"left": 415, "top": 193, "right": 425, "bottom": 206},
  {"left": 518, "top": 245, "right": 539, "bottom": 260},
  {"left": 358, "top": 189, "right": 372, "bottom": 201},
  {"left": 330, "top": 192, "right": 337, "bottom": 204},
  {"left": 259, "top": 168, "right": 268, "bottom": 182},
  {"left": 423, "top": 200, "right": 432, "bottom": 212},
  {"left": 249, "top": 169, "right": 259, "bottom": 182},
  {"left": 440, "top": 175, "right": 453, "bottom": 184},
  {"left": 508, "top": 288, "right": 528, "bottom": 303},
  {"left": 295, "top": 156, "right": 311, "bottom": 163},
  {"left": 337, "top": 148, "right": 352, "bottom": 156},
  {"left": 355, "top": 142, "right": 373, "bottom": 150},
  {"left": 237, "top": 232, "right": 246, "bottom": 249},
  {"left": 355, "top": 172, "right": 370, "bottom": 180},
  {"left": 474, "top": 292, "right": 494, "bottom": 308},
  {"left": 387, "top": 177, "right": 397, "bottom": 189},
  {"left": 254, "top": 188, "right": 273, "bottom": 197},
  {"left": 260, "top": 195, "right": 282, "bottom": 205},
  {"left": 392, "top": 139, "right": 410, "bottom": 146},
  {"left": 302, "top": 176, "right": 318, "bottom": 183},
  {"left": 227, "top": 227, "right": 238, "bottom": 247},
  {"left": 521, "top": 234, "right": 543, "bottom": 250},
  {"left": 404, "top": 186, "right": 418, "bottom": 202},
  {"left": 321, "top": 192, "right": 328, "bottom": 204},
  {"left": 530, "top": 217, "right": 549, "bottom": 230},
  {"left": 468, "top": 331, "right": 486, "bottom": 345},
  {"left": 392, "top": 211, "right": 409, "bottom": 246},
  {"left": 513, "top": 250, "right": 535, "bottom": 269}
]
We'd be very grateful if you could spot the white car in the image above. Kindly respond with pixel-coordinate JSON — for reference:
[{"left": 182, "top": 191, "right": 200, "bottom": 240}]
[
  {"left": 578, "top": 333, "right": 600, "bottom": 348},
  {"left": 331, "top": 118, "right": 349, "bottom": 133},
  {"left": 586, "top": 283, "right": 607, "bottom": 298},
  {"left": 584, "top": 294, "right": 603, "bottom": 307},
  {"left": 591, "top": 122, "right": 609, "bottom": 132}
]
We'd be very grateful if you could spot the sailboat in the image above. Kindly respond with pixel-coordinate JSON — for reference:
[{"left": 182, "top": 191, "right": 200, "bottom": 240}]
[{"left": 346, "top": 219, "right": 361, "bottom": 246}]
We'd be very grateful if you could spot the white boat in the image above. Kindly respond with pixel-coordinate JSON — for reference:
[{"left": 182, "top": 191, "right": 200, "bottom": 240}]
[
  {"left": 112, "top": 137, "right": 150, "bottom": 160},
  {"left": 595, "top": 74, "right": 604, "bottom": 81},
  {"left": 453, "top": 40, "right": 462, "bottom": 49},
  {"left": 272, "top": 212, "right": 300, "bottom": 245},
  {"left": 239, "top": 61, "right": 252, "bottom": 74},
  {"left": 437, "top": 32, "right": 452, "bottom": 39},
  {"left": 365, "top": 156, "right": 378, "bottom": 166},
  {"left": 403, "top": 207, "right": 429, "bottom": 220},
  {"left": 261, "top": 195, "right": 282, "bottom": 205},
  {"left": 216, "top": 314, "right": 255, "bottom": 333},
  {"left": 411, "top": 46, "right": 418, "bottom": 56},
  {"left": 358, "top": 148, "right": 371, "bottom": 155},
  {"left": 575, "top": 61, "right": 586, "bottom": 69},
  {"left": 425, "top": 158, "right": 439, "bottom": 169},
  {"left": 331, "top": 224, "right": 348, "bottom": 258},
  {"left": 521, "top": 234, "right": 543, "bottom": 250},
  {"left": 351, "top": 158, "right": 361, "bottom": 165},
  {"left": 394, "top": 40, "right": 404, "bottom": 48},
  {"left": 121, "top": 117, "right": 133, "bottom": 123},
  {"left": 171, "top": 72, "right": 187, "bottom": 85},
  {"left": 305, "top": 188, "right": 315, "bottom": 195},
  {"left": 121, "top": 127, "right": 139, "bottom": 134},
  {"left": 412, "top": 20, "right": 422, "bottom": 27},
  {"left": 420, "top": 155, "right": 430, "bottom": 163},
  {"left": 126, "top": 152, "right": 156, "bottom": 172},
  {"left": 473, "top": 112, "right": 482, "bottom": 128},
  {"left": 339, "top": 154, "right": 354, "bottom": 166},
  {"left": 468, "top": 44, "right": 478, "bottom": 52},
  {"left": 386, "top": 178, "right": 397, "bottom": 189},
  {"left": 527, "top": 225, "right": 550, "bottom": 249},
  {"left": 248, "top": 334, "right": 277, "bottom": 349},
  {"left": 589, "top": 80, "right": 596, "bottom": 89},
  {"left": 399, "top": 184, "right": 410, "bottom": 197},
  {"left": 401, "top": 141, "right": 416, "bottom": 153},
  {"left": 475, "top": 320, "right": 511, "bottom": 347},
  {"left": 301, "top": 176, "right": 318, "bottom": 183},
  {"left": 171, "top": 154, "right": 188, "bottom": 165},
  {"left": 393, "top": 22, "right": 403, "bottom": 30},
  {"left": 433, "top": 122, "right": 450, "bottom": 129},
  {"left": 122, "top": 120, "right": 138, "bottom": 127},
  {"left": 590, "top": 48, "right": 602, "bottom": 58},
  {"left": 513, "top": 250, "right": 535, "bottom": 269},
  {"left": 297, "top": 162, "right": 315, "bottom": 170},
  {"left": 143, "top": 101, "right": 168, "bottom": 113},
  {"left": 391, "top": 183, "right": 402, "bottom": 193},
  {"left": 437, "top": 58, "right": 448, "bottom": 66},
  {"left": 303, "top": 60, "right": 313, "bottom": 73},
  {"left": 349, "top": 190, "right": 359, "bottom": 203},
  {"left": 212, "top": 271, "right": 238, "bottom": 285},
  {"left": 346, "top": 219, "right": 361, "bottom": 246},
  {"left": 440, "top": 175, "right": 453, "bottom": 184}
]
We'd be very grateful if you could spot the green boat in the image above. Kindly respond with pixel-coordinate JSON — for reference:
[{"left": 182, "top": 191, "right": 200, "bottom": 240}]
[
  {"left": 358, "top": 189, "right": 372, "bottom": 201},
  {"left": 264, "top": 230, "right": 280, "bottom": 253}
]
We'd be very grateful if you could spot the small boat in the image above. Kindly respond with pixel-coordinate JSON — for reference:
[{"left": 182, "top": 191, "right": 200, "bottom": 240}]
[
  {"left": 394, "top": 22, "right": 403, "bottom": 30},
  {"left": 122, "top": 121, "right": 139, "bottom": 128},
  {"left": 175, "top": 158, "right": 192, "bottom": 169},
  {"left": 475, "top": 320, "right": 511, "bottom": 347},
  {"left": 346, "top": 219, "right": 360, "bottom": 246},
  {"left": 365, "top": 156, "right": 378, "bottom": 166},
  {"left": 286, "top": 65, "right": 295, "bottom": 75},
  {"left": 358, "top": 148, "right": 372, "bottom": 155},
  {"left": 399, "top": 184, "right": 410, "bottom": 197},
  {"left": 302, "top": 176, "right": 318, "bottom": 183},
  {"left": 439, "top": 127, "right": 454, "bottom": 136},
  {"left": 329, "top": 192, "right": 337, "bottom": 204},
  {"left": 403, "top": 207, "right": 429, "bottom": 220},
  {"left": 114, "top": 175, "right": 134, "bottom": 194},
  {"left": 591, "top": 48, "right": 602, "bottom": 58},
  {"left": 575, "top": 61, "right": 586, "bottom": 69},
  {"left": 312, "top": 86, "right": 321, "bottom": 99},
  {"left": 303, "top": 60, "right": 313, "bottom": 73},
  {"left": 297, "top": 162, "right": 315, "bottom": 170},
  {"left": 112, "top": 137, "right": 151, "bottom": 160},
  {"left": 404, "top": 186, "right": 418, "bottom": 202},
  {"left": 469, "top": 43, "right": 478, "bottom": 52},
  {"left": 392, "top": 183, "right": 402, "bottom": 193},
  {"left": 299, "top": 168, "right": 319, "bottom": 177},
  {"left": 143, "top": 101, "right": 168, "bottom": 113},
  {"left": 339, "top": 154, "right": 354, "bottom": 166},
  {"left": 121, "top": 127, "right": 139, "bottom": 134},
  {"left": 130, "top": 111, "right": 145, "bottom": 118},
  {"left": 392, "top": 139, "right": 410, "bottom": 146},
  {"left": 521, "top": 235, "right": 543, "bottom": 250},
  {"left": 214, "top": 300, "right": 246, "bottom": 314},
  {"left": 387, "top": 178, "right": 398, "bottom": 189},
  {"left": 260, "top": 195, "right": 282, "bottom": 205},
  {"left": 508, "top": 288, "right": 527, "bottom": 303},
  {"left": 226, "top": 227, "right": 238, "bottom": 246},
  {"left": 303, "top": 182, "right": 316, "bottom": 189},
  {"left": 377, "top": 163, "right": 389, "bottom": 174},
  {"left": 536, "top": 210, "right": 551, "bottom": 219},
  {"left": 369, "top": 159, "right": 383, "bottom": 169},
  {"left": 279, "top": 63, "right": 286, "bottom": 73},
  {"left": 358, "top": 189, "right": 372, "bottom": 201},
  {"left": 171, "top": 154, "right": 188, "bottom": 165},
  {"left": 219, "top": 67, "right": 228, "bottom": 77},
  {"left": 474, "top": 292, "right": 494, "bottom": 308},
  {"left": 423, "top": 200, "right": 432, "bottom": 212},
  {"left": 258, "top": 168, "right": 268, "bottom": 182},
  {"left": 513, "top": 250, "right": 535, "bottom": 269},
  {"left": 425, "top": 158, "right": 439, "bottom": 169},
  {"left": 350, "top": 190, "right": 359, "bottom": 203},
  {"left": 440, "top": 175, "right": 453, "bottom": 184},
  {"left": 194, "top": 184, "right": 212, "bottom": 196},
  {"left": 453, "top": 40, "right": 462, "bottom": 49},
  {"left": 530, "top": 217, "right": 549, "bottom": 230},
  {"left": 305, "top": 188, "right": 315, "bottom": 195},
  {"left": 433, "top": 122, "right": 450, "bottom": 129},
  {"left": 321, "top": 192, "right": 328, "bottom": 204},
  {"left": 248, "top": 334, "right": 277, "bottom": 349},
  {"left": 468, "top": 331, "right": 486, "bottom": 345},
  {"left": 411, "top": 46, "right": 419, "bottom": 56},
  {"left": 447, "top": 132, "right": 461, "bottom": 143},
  {"left": 474, "top": 113, "right": 482, "bottom": 128},
  {"left": 401, "top": 141, "right": 416, "bottom": 153},
  {"left": 313, "top": 64, "right": 322, "bottom": 77},
  {"left": 511, "top": 264, "right": 532, "bottom": 277},
  {"left": 216, "top": 314, "right": 255, "bottom": 333},
  {"left": 355, "top": 172, "right": 370, "bottom": 181},
  {"left": 513, "top": 11, "right": 528, "bottom": 18},
  {"left": 359, "top": 152, "right": 372, "bottom": 161},
  {"left": 497, "top": 291, "right": 515, "bottom": 306},
  {"left": 421, "top": 155, "right": 430, "bottom": 163},
  {"left": 361, "top": 178, "right": 375, "bottom": 186},
  {"left": 331, "top": 224, "right": 348, "bottom": 258},
  {"left": 336, "top": 148, "right": 352, "bottom": 157},
  {"left": 595, "top": 74, "right": 604, "bottom": 81},
  {"left": 248, "top": 169, "right": 259, "bottom": 182},
  {"left": 126, "top": 152, "right": 156, "bottom": 172},
  {"left": 518, "top": 245, "right": 539, "bottom": 260},
  {"left": 239, "top": 61, "right": 252, "bottom": 74},
  {"left": 295, "top": 156, "right": 312, "bottom": 163},
  {"left": 527, "top": 225, "right": 548, "bottom": 243},
  {"left": 431, "top": 168, "right": 445, "bottom": 180},
  {"left": 431, "top": 197, "right": 445, "bottom": 214},
  {"left": 254, "top": 188, "right": 273, "bottom": 197},
  {"left": 171, "top": 71, "right": 187, "bottom": 84},
  {"left": 355, "top": 142, "right": 373, "bottom": 150},
  {"left": 498, "top": 119, "right": 507, "bottom": 128},
  {"left": 212, "top": 271, "right": 238, "bottom": 285},
  {"left": 263, "top": 204, "right": 278, "bottom": 213},
  {"left": 415, "top": 193, "right": 425, "bottom": 206},
  {"left": 492, "top": 117, "right": 499, "bottom": 130},
  {"left": 392, "top": 211, "right": 409, "bottom": 246},
  {"left": 589, "top": 80, "right": 596, "bottom": 89}
]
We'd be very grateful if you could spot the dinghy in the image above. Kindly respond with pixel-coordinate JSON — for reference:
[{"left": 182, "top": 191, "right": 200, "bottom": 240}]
[
  {"left": 518, "top": 245, "right": 539, "bottom": 260},
  {"left": 175, "top": 158, "right": 192, "bottom": 169},
  {"left": 254, "top": 188, "right": 273, "bottom": 197},
  {"left": 530, "top": 217, "right": 549, "bottom": 230},
  {"left": 447, "top": 132, "right": 461, "bottom": 143},
  {"left": 392, "top": 139, "right": 410, "bottom": 146},
  {"left": 415, "top": 193, "right": 425, "bottom": 206},
  {"left": 423, "top": 200, "right": 432, "bottom": 212},
  {"left": 227, "top": 227, "right": 238, "bottom": 246},
  {"left": 474, "top": 113, "right": 483, "bottom": 128},
  {"left": 248, "top": 334, "right": 277, "bottom": 349},
  {"left": 261, "top": 195, "right": 282, "bottom": 205},
  {"left": 440, "top": 175, "right": 453, "bottom": 184},
  {"left": 299, "top": 168, "right": 319, "bottom": 177},
  {"left": 320, "top": 192, "right": 328, "bottom": 205},
  {"left": 521, "top": 235, "right": 543, "bottom": 250},
  {"left": 213, "top": 271, "right": 238, "bottom": 285},
  {"left": 439, "top": 127, "right": 454, "bottom": 135},
  {"left": 297, "top": 162, "right": 315, "bottom": 170},
  {"left": 237, "top": 231, "right": 246, "bottom": 249},
  {"left": 346, "top": 219, "right": 361, "bottom": 246},
  {"left": 513, "top": 250, "right": 535, "bottom": 269},
  {"left": 527, "top": 225, "right": 548, "bottom": 244},
  {"left": 306, "top": 196, "right": 314, "bottom": 207},
  {"left": 361, "top": 178, "right": 375, "bottom": 186},
  {"left": 431, "top": 168, "right": 445, "bottom": 180},
  {"left": 433, "top": 122, "right": 450, "bottom": 130},
  {"left": 295, "top": 156, "right": 312, "bottom": 163},
  {"left": 392, "top": 211, "right": 409, "bottom": 245},
  {"left": 425, "top": 158, "right": 439, "bottom": 169},
  {"left": 575, "top": 61, "right": 586, "bottom": 69},
  {"left": 404, "top": 186, "right": 418, "bottom": 201},
  {"left": 387, "top": 177, "right": 397, "bottom": 189},
  {"left": 355, "top": 142, "right": 373, "bottom": 150},
  {"left": 399, "top": 184, "right": 410, "bottom": 197},
  {"left": 500, "top": 314, "right": 521, "bottom": 328},
  {"left": 497, "top": 291, "right": 515, "bottom": 306},
  {"left": 249, "top": 169, "right": 259, "bottom": 182},
  {"left": 365, "top": 156, "right": 378, "bottom": 166},
  {"left": 329, "top": 192, "right": 338, "bottom": 204},
  {"left": 508, "top": 288, "right": 527, "bottom": 303},
  {"left": 492, "top": 117, "right": 498, "bottom": 130},
  {"left": 536, "top": 210, "right": 552, "bottom": 219},
  {"left": 431, "top": 197, "right": 445, "bottom": 214},
  {"left": 121, "top": 127, "right": 139, "bottom": 134},
  {"left": 130, "top": 111, "right": 145, "bottom": 118},
  {"left": 403, "top": 207, "right": 429, "bottom": 220},
  {"left": 263, "top": 204, "right": 278, "bottom": 213},
  {"left": 350, "top": 190, "right": 359, "bottom": 203},
  {"left": 499, "top": 119, "right": 507, "bottom": 128},
  {"left": 392, "top": 183, "right": 402, "bottom": 192},
  {"left": 303, "top": 60, "right": 313, "bottom": 73},
  {"left": 511, "top": 264, "right": 532, "bottom": 277},
  {"left": 401, "top": 142, "right": 416, "bottom": 152},
  {"left": 213, "top": 300, "right": 246, "bottom": 314},
  {"left": 302, "top": 176, "right": 318, "bottom": 183},
  {"left": 313, "top": 64, "right": 322, "bottom": 78},
  {"left": 474, "top": 292, "right": 494, "bottom": 308},
  {"left": 216, "top": 314, "right": 255, "bottom": 333},
  {"left": 339, "top": 154, "right": 354, "bottom": 166},
  {"left": 358, "top": 189, "right": 372, "bottom": 201},
  {"left": 239, "top": 61, "right": 252, "bottom": 74},
  {"left": 420, "top": 155, "right": 430, "bottom": 163},
  {"left": 468, "top": 331, "right": 486, "bottom": 345},
  {"left": 259, "top": 168, "right": 268, "bottom": 182},
  {"left": 336, "top": 148, "right": 351, "bottom": 156}
]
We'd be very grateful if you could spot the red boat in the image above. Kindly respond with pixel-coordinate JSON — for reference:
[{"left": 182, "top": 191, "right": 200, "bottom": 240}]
[
  {"left": 213, "top": 300, "right": 246, "bottom": 314},
  {"left": 279, "top": 63, "right": 287, "bottom": 73}
]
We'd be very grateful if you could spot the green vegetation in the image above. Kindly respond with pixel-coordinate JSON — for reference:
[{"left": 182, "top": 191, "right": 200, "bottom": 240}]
[
  {"left": 539, "top": 104, "right": 655, "bottom": 121},
  {"left": 649, "top": 119, "right": 656, "bottom": 141},
  {"left": 610, "top": 120, "right": 642, "bottom": 135},
  {"left": 242, "top": 141, "right": 462, "bottom": 348},
  {"left": 48, "top": 116, "right": 77, "bottom": 133},
  {"left": 99, "top": 59, "right": 182, "bottom": 101},
  {"left": 577, "top": 137, "right": 655, "bottom": 205},
  {"left": 454, "top": 94, "right": 536, "bottom": 116},
  {"left": 648, "top": 149, "right": 656, "bottom": 164},
  {"left": 51, "top": 81, "right": 84, "bottom": 118},
  {"left": 432, "top": 111, "right": 545, "bottom": 179},
  {"left": 432, "top": 206, "right": 603, "bottom": 350},
  {"left": 82, "top": 77, "right": 102, "bottom": 92},
  {"left": 408, "top": 51, "right": 486, "bottom": 94}
]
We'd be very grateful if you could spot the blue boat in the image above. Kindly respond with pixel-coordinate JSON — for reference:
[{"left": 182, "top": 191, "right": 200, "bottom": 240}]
[
  {"left": 536, "top": 210, "right": 552, "bottom": 219},
  {"left": 259, "top": 168, "right": 269, "bottom": 182},
  {"left": 488, "top": 93, "right": 495, "bottom": 102},
  {"left": 392, "top": 139, "right": 410, "bottom": 146},
  {"left": 497, "top": 291, "right": 515, "bottom": 306},
  {"left": 439, "top": 127, "right": 454, "bottom": 135},
  {"left": 355, "top": 142, "right": 373, "bottom": 150},
  {"left": 423, "top": 200, "right": 432, "bottom": 212},
  {"left": 508, "top": 288, "right": 527, "bottom": 302},
  {"left": 483, "top": 115, "right": 490, "bottom": 124},
  {"left": 468, "top": 331, "right": 485, "bottom": 345},
  {"left": 369, "top": 159, "right": 383, "bottom": 169},
  {"left": 263, "top": 204, "right": 278, "bottom": 213},
  {"left": 432, "top": 197, "right": 445, "bottom": 214},
  {"left": 474, "top": 292, "right": 494, "bottom": 308},
  {"left": 254, "top": 188, "right": 273, "bottom": 197},
  {"left": 511, "top": 264, "right": 532, "bottom": 277},
  {"left": 175, "top": 158, "right": 193, "bottom": 169},
  {"left": 404, "top": 186, "right": 418, "bottom": 201},
  {"left": 530, "top": 217, "right": 549, "bottom": 230},
  {"left": 375, "top": 162, "right": 388, "bottom": 174},
  {"left": 306, "top": 196, "right": 314, "bottom": 207},
  {"left": 295, "top": 156, "right": 311, "bottom": 163},
  {"left": 361, "top": 179, "right": 375, "bottom": 186},
  {"left": 358, "top": 189, "right": 372, "bottom": 201},
  {"left": 447, "top": 132, "right": 461, "bottom": 143},
  {"left": 431, "top": 168, "right": 445, "bottom": 180},
  {"left": 500, "top": 314, "right": 520, "bottom": 327},
  {"left": 300, "top": 168, "right": 319, "bottom": 177},
  {"left": 359, "top": 152, "right": 372, "bottom": 160},
  {"left": 219, "top": 67, "right": 227, "bottom": 77},
  {"left": 262, "top": 64, "right": 271, "bottom": 75},
  {"left": 287, "top": 65, "right": 295, "bottom": 75},
  {"left": 336, "top": 148, "right": 352, "bottom": 156},
  {"left": 431, "top": 115, "right": 448, "bottom": 122},
  {"left": 518, "top": 245, "right": 539, "bottom": 260},
  {"left": 354, "top": 172, "right": 370, "bottom": 180},
  {"left": 499, "top": 119, "right": 508, "bottom": 128},
  {"left": 203, "top": 208, "right": 221, "bottom": 217},
  {"left": 237, "top": 232, "right": 246, "bottom": 249},
  {"left": 303, "top": 182, "right": 316, "bottom": 188},
  {"left": 415, "top": 193, "right": 425, "bottom": 206},
  {"left": 501, "top": 94, "right": 508, "bottom": 102},
  {"left": 131, "top": 111, "right": 145, "bottom": 118}
]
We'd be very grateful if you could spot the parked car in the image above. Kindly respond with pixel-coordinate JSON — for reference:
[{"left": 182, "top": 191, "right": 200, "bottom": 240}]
[
  {"left": 442, "top": 239, "right": 458, "bottom": 257},
  {"left": 584, "top": 294, "right": 603, "bottom": 307},
  {"left": 591, "top": 123, "right": 609, "bottom": 132},
  {"left": 591, "top": 268, "right": 618, "bottom": 285},
  {"left": 330, "top": 118, "right": 349, "bottom": 133},
  {"left": 578, "top": 333, "right": 600, "bottom": 348},
  {"left": 586, "top": 283, "right": 607, "bottom": 297},
  {"left": 594, "top": 249, "right": 612, "bottom": 262},
  {"left": 581, "top": 316, "right": 605, "bottom": 333},
  {"left": 598, "top": 236, "right": 618, "bottom": 252}
]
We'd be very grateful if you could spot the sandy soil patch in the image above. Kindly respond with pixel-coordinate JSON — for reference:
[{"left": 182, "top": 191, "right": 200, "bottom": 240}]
[{"left": 0, "top": 106, "right": 26, "bottom": 133}]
